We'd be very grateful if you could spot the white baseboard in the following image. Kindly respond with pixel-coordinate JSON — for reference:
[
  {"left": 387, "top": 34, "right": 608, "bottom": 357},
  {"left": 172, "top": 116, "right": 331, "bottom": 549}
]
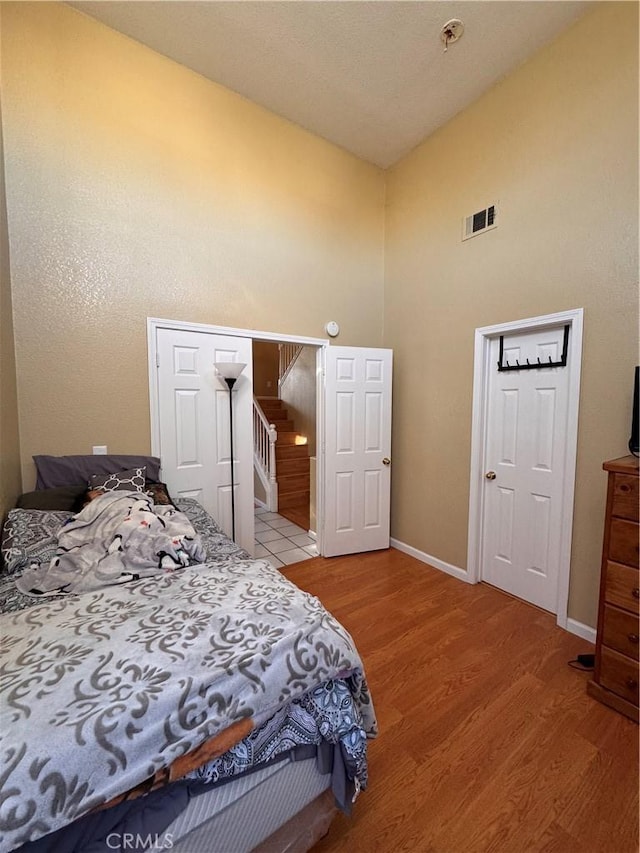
[
  {"left": 565, "top": 618, "right": 597, "bottom": 645},
  {"left": 254, "top": 498, "right": 268, "bottom": 510},
  {"left": 390, "top": 539, "right": 599, "bottom": 643},
  {"left": 390, "top": 538, "right": 473, "bottom": 584}
]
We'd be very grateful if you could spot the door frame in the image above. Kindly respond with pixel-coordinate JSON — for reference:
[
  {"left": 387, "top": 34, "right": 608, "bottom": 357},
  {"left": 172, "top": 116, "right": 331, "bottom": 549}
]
[
  {"left": 466, "top": 308, "right": 584, "bottom": 631},
  {"left": 147, "top": 317, "right": 329, "bottom": 550}
]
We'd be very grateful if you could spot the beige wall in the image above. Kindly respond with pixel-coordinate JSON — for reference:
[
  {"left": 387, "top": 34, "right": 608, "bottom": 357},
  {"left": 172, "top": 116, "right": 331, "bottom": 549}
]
[
  {"left": 252, "top": 341, "right": 279, "bottom": 398},
  {"left": 384, "top": 2, "right": 639, "bottom": 627},
  {"left": 0, "top": 2, "right": 384, "bottom": 488},
  {"left": 280, "top": 346, "right": 317, "bottom": 457},
  {"left": 0, "top": 5, "right": 22, "bottom": 520},
  {"left": 2, "top": 2, "right": 638, "bottom": 628}
]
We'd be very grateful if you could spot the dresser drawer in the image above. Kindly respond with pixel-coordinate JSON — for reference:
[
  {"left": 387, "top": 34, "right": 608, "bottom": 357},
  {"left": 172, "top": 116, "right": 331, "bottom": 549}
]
[
  {"left": 609, "top": 518, "right": 639, "bottom": 568},
  {"left": 600, "top": 647, "right": 640, "bottom": 706},
  {"left": 604, "top": 561, "right": 640, "bottom": 614},
  {"left": 612, "top": 473, "right": 640, "bottom": 522},
  {"left": 602, "top": 605, "right": 640, "bottom": 660}
]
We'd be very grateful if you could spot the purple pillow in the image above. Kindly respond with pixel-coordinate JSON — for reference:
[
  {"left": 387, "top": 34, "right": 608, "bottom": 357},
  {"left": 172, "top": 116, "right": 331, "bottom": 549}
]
[{"left": 33, "top": 455, "right": 161, "bottom": 489}]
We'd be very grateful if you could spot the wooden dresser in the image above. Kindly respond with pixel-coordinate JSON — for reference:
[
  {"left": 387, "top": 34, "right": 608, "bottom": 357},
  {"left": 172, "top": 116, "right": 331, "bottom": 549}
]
[{"left": 587, "top": 455, "right": 639, "bottom": 722}]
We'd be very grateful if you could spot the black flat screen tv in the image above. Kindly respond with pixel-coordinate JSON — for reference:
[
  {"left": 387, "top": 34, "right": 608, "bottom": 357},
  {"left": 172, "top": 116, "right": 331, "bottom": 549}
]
[{"left": 630, "top": 366, "right": 639, "bottom": 456}]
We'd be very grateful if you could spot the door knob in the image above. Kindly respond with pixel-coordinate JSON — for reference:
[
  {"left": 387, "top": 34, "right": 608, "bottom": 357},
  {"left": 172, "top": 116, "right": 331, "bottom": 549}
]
[
  {"left": 485, "top": 471, "right": 497, "bottom": 480},
  {"left": 382, "top": 457, "right": 391, "bottom": 466}
]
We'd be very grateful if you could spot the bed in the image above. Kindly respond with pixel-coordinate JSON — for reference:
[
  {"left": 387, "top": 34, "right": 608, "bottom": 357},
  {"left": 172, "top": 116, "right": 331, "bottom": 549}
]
[{"left": 0, "top": 456, "right": 376, "bottom": 853}]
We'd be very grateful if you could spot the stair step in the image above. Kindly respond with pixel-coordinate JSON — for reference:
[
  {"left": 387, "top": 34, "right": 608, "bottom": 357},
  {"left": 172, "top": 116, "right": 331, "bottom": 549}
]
[
  {"left": 278, "top": 472, "right": 310, "bottom": 493},
  {"left": 278, "top": 489, "right": 310, "bottom": 509},
  {"left": 256, "top": 400, "right": 312, "bottom": 511},
  {"left": 275, "top": 431, "right": 303, "bottom": 445},
  {"left": 277, "top": 458, "right": 310, "bottom": 476},
  {"left": 263, "top": 414, "right": 290, "bottom": 425},
  {"left": 276, "top": 445, "right": 310, "bottom": 460},
  {"left": 269, "top": 419, "right": 295, "bottom": 432},
  {"left": 257, "top": 398, "right": 286, "bottom": 410}
]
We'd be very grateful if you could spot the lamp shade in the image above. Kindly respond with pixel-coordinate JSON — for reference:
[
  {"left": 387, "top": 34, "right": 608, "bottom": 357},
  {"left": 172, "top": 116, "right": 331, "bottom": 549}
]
[{"left": 214, "top": 362, "right": 247, "bottom": 380}]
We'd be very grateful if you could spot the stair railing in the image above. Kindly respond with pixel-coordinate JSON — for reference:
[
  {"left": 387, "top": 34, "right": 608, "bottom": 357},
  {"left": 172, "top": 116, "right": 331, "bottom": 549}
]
[
  {"left": 278, "top": 344, "right": 303, "bottom": 396},
  {"left": 253, "top": 396, "right": 278, "bottom": 511}
]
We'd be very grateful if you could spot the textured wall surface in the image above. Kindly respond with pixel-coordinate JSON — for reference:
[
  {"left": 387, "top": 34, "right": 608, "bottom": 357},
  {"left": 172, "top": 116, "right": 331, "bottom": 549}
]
[
  {"left": 0, "top": 9, "right": 22, "bottom": 521},
  {"left": 252, "top": 341, "right": 280, "bottom": 398},
  {"left": 280, "top": 346, "right": 318, "bottom": 458},
  {"left": 384, "top": 2, "right": 639, "bottom": 627},
  {"left": 2, "top": 2, "right": 638, "bottom": 629},
  {"left": 1, "top": 2, "right": 384, "bottom": 488}
]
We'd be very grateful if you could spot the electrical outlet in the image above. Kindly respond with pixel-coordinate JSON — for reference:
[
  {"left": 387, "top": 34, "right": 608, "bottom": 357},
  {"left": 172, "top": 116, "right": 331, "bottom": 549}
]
[{"left": 92, "top": 445, "right": 108, "bottom": 455}]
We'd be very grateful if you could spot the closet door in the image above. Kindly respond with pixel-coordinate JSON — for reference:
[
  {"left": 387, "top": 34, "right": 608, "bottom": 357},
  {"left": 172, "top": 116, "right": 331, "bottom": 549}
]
[
  {"left": 156, "top": 327, "right": 254, "bottom": 554},
  {"left": 481, "top": 325, "right": 571, "bottom": 613}
]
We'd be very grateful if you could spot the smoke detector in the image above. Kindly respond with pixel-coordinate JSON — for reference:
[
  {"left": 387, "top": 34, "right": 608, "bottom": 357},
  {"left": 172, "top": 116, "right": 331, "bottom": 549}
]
[{"left": 440, "top": 19, "right": 465, "bottom": 51}]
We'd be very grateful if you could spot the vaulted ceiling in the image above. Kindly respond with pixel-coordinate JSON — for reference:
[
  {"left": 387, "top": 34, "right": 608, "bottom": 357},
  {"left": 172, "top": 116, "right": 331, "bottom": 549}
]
[{"left": 69, "top": 1, "right": 592, "bottom": 168}]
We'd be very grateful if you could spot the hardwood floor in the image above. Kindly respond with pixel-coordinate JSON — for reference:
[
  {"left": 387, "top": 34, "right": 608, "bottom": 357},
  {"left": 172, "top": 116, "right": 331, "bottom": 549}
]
[{"left": 281, "top": 549, "right": 639, "bottom": 853}]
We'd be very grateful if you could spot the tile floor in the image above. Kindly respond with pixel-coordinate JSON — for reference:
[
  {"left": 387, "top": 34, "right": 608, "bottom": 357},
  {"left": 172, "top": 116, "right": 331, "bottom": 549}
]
[{"left": 254, "top": 506, "right": 318, "bottom": 568}]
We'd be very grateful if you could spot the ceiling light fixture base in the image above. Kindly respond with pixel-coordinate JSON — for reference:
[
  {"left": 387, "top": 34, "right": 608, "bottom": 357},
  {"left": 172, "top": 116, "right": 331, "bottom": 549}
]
[{"left": 440, "top": 19, "right": 465, "bottom": 52}]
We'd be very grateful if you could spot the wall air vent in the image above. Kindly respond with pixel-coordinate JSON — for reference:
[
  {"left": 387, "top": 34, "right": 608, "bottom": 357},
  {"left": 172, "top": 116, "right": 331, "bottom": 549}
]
[{"left": 462, "top": 204, "right": 497, "bottom": 241}]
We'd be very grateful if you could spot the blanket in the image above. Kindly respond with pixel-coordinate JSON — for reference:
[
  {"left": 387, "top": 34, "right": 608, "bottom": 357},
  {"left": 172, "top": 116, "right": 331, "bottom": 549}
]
[
  {"left": 15, "top": 491, "right": 205, "bottom": 596},
  {"left": 0, "top": 557, "right": 376, "bottom": 851}
]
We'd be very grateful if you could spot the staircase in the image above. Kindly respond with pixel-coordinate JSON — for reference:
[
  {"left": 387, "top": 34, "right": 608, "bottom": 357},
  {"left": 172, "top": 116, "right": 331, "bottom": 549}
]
[{"left": 256, "top": 397, "right": 310, "bottom": 516}]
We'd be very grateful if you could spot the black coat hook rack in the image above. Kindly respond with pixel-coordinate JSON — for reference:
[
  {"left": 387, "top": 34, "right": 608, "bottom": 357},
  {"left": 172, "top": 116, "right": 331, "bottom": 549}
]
[{"left": 498, "top": 325, "right": 570, "bottom": 372}]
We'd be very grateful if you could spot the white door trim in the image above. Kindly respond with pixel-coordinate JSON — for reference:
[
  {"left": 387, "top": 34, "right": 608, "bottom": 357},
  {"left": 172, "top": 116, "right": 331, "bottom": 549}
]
[
  {"left": 148, "top": 317, "right": 329, "bottom": 346},
  {"left": 148, "top": 317, "right": 329, "bottom": 458},
  {"left": 467, "top": 308, "right": 583, "bottom": 631},
  {"left": 147, "top": 317, "right": 330, "bottom": 546}
]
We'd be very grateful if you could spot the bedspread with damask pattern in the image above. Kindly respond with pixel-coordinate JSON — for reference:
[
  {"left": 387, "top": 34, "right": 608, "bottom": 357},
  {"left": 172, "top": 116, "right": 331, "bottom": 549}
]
[{"left": 0, "top": 555, "right": 377, "bottom": 852}]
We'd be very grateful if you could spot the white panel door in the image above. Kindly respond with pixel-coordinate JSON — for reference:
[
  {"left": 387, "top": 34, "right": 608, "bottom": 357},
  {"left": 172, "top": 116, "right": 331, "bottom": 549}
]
[
  {"left": 156, "top": 328, "right": 254, "bottom": 554},
  {"left": 323, "top": 346, "right": 393, "bottom": 557},
  {"left": 481, "top": 326, "right": 570, "bottom": 612}
]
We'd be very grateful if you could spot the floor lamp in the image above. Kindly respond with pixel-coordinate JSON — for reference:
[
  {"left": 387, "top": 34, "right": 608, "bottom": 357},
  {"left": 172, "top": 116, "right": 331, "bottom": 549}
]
[{"left": 214, "top": 362, "right": 247, "bottom": 542}]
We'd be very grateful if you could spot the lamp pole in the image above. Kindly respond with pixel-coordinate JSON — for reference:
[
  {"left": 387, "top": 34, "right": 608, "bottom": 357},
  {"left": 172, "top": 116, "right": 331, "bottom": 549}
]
[
  {"left": 224, "top": 376, "right": 237, "bottom": 541},
  {"left": 213, "top": 362, "right": 247, "bottom": 543}
]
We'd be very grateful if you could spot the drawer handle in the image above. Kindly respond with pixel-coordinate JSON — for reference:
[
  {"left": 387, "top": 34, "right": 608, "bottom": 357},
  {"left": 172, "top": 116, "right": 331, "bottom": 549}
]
[
  {"left": 625, "top": 677, "right": 638, "bottom": 690},
  {"left": 619, "top": 484, "right": 630, "bottom": 493},
  {"left": 629, "top": 634, "right": 640, "bottom": 644},
  {"left": 633, "top": 588, "right": 640, "bottom": 600}
]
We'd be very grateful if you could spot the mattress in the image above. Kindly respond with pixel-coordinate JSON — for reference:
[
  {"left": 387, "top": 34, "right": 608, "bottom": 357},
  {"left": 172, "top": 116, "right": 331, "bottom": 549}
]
[{"left": 166, "top": 751, "right": 332, "bottom": 852}]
